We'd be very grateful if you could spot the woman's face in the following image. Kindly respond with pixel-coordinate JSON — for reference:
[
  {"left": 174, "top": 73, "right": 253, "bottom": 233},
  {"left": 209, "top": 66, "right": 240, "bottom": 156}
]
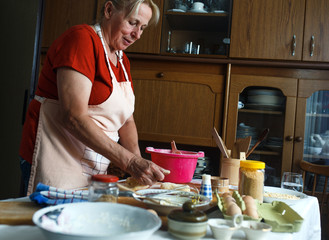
[{"left": 105, "top": 3, "right": 152, "bottom": 51}]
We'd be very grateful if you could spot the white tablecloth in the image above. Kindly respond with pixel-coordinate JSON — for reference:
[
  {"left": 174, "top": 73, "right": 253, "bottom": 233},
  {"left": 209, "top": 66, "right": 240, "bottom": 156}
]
[{"left": 0, "top": 193, "right": 321, "bottom": 240}]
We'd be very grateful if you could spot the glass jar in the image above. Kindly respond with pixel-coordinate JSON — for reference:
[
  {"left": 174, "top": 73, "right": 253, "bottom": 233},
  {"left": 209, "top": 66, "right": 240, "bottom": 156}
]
[
  {"left": 88, "top": 174, "right": 119, "bottom": 203},
  {"left": 211, "top": 176, "right": 229, "bottom": 195},
  {"left": 238, "top": 160, "right": 265, "bottom": 202}
]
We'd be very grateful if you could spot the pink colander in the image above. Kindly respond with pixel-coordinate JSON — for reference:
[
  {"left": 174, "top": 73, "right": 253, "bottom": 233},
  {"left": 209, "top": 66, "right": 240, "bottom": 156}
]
[{"left": 145, "top": 147, "right": 204, "bottom": 183}]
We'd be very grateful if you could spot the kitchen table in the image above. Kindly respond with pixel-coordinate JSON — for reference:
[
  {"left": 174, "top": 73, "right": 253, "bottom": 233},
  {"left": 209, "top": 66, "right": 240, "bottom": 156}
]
[{"left": 0, "top": 191, "right": 321, "bottom": 240}]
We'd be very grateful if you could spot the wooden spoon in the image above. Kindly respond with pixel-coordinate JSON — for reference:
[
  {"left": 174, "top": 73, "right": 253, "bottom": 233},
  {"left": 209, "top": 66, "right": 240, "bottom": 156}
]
[
  {"left": 212, "top": 127, "right": 230, "bottom": 158},
  {"left": 246, "top": 128, "right": 270, "bottom": 158},
  {"left": 232, "top": 136, "right": 252, "bottom": 159},
  {"left": 171, "top": 140, "right": 182, "bottom": 154},
  {"left": 237, "top": 136, "right": 252, "bottom": 157}
]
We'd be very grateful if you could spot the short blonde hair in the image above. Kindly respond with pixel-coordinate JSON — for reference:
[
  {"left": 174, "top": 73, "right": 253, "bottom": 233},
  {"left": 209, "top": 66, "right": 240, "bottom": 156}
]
[{"left": 101, "top": 0, "right": 160, "bottom": 26}]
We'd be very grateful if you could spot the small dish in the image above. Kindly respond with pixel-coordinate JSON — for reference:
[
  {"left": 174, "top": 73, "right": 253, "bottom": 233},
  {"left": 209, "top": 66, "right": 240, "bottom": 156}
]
[
  {"left": 263, "top": 186, "right": 307, "bottom": 204},
  {"left": 208, "top": 215, "right": 242, "bottom": 240},
  {"left": 241, "top": 220, "right": 272, "bottom": 240}
]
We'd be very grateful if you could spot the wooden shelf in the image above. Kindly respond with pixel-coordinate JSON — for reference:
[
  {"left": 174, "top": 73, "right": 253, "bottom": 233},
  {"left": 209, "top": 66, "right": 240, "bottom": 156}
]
[
  {"left": 249, "top": 150, "right": 282, "bottom": 156},
  {"left": 165, "top": 12, "right": 229, "bottom": 32},
  {"left": 304, "top": 154, "right": 329, "bottom": 160},
  {"left": 239, "top": 108, "right": 283, "bottom": 115},
  {"left": 306, "top": 113, "right": 329, "bottom": 118}
]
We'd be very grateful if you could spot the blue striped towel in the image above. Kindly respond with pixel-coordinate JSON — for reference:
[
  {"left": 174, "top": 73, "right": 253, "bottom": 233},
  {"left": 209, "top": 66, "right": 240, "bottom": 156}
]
[{"left": 29, "top": 183, "right": 89, "bottom": 205}]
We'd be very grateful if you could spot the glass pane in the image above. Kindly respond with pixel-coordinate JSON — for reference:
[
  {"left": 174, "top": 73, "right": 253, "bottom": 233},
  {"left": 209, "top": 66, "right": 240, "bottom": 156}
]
[
  {"left": 161, "top": 0, "right": 231, "bottom": 56},
  {"left": 303, "top": 90, "right": 329, "bottom": 192},
  {"left": 237, "top": 87, "right": 286, "bottom": 187}
]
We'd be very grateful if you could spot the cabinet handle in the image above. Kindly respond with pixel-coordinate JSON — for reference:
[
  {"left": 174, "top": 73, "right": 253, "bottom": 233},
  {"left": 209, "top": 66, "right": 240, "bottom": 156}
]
[
  {"left": 295, "top": 136, "right": 303, "bottom": 142},
  {"left": 291, "top": 35, "right": 296, "bottom": 56},
  {"left": 286, "top": 136, "right": 294, "bottom": 141},
  {"left": 157, "top": 72, "right": 164, "bottom": 78},
  {"left": 310, "top": 35, "right": 315, "bottom": 57}
]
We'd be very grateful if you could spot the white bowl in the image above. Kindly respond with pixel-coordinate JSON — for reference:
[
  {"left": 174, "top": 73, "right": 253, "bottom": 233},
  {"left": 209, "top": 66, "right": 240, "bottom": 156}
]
[
  {"left": 208, "top": 218, "right": 239, "bottom": 240},
  {"left": 168, "top": 218, "right": 208, "bottom": 240},
  {"left": 241, "top": 220, "right": 272, "bottom": 240},
  {"left": 33, "top": 202, "right": 161, "bottom": 240},
  {"left": 308, "top": 146, "right": 322, "bottom": 155}
]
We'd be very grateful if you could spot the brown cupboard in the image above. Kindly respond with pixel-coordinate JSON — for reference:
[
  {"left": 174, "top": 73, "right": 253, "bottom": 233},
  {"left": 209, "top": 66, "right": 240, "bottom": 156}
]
[{"left": 230, "top": 0, "right": 329, "bottom": 62}]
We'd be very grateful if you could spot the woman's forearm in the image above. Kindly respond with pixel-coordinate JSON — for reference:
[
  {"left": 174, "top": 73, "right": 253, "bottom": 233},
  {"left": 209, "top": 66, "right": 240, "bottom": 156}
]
[{"left": 118, "top": 115, "right": 141, "bottom": 157}]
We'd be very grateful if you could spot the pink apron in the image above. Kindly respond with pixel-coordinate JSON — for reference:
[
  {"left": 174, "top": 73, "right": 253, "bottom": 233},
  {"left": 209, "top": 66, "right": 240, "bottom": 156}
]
[{"left": 27, "top": 24, "right": 135, "bottom": 195}]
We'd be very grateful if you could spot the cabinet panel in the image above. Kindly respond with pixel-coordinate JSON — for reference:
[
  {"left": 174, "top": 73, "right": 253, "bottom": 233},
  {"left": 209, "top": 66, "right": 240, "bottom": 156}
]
[
  {"left": 293, "top": 80, "right": 329, "bottom": 172},
  {"left": 230, "top": 0, "right": 305, "bottom": 60},
  {"left": 131, "top": 61, "right": 225, "bottom": 147},
  {"left": 42, "top": 0, "right": 98, "bottom": 48},
  {"left": 302, "top": 0, "right": 329, "bottom": 62},
  {"left": 226, "top": 74, "right": 298, "bottom": 185}
]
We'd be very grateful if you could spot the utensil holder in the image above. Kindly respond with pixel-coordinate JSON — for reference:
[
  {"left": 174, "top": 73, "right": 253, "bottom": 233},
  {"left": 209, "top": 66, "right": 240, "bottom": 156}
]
[{"left": 220, "top": 158, "right": 241, "bottom": 186}]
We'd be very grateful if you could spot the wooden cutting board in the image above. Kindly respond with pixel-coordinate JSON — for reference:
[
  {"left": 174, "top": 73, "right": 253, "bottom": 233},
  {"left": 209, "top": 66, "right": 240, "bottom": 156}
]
[{"left": 0, "top": 202, "right": 42, "bottom": 225}]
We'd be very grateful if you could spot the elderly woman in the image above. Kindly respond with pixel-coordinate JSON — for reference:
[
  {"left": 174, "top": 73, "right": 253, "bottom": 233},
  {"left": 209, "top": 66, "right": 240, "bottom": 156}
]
[{"left": 19, "top": 0, "right": 168, "bottom": 195}]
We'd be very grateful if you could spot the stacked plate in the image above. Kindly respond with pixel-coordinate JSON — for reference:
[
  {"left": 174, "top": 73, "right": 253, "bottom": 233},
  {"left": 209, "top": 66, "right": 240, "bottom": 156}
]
[
  {"left": 264, "top": 137, "right": 283, "bottom": 151},
  {"left": 236, "top": 123, "right": 258, "bottom": 147},
  {"left": 245, "top": 89, "right": 285, "bottom": 110}
]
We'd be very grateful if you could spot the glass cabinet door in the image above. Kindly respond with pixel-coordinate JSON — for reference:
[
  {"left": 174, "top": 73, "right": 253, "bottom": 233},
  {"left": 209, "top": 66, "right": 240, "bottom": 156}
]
[
  {"left": 237, "top": 87, "right": 286, "bottom": 187},
  {"left": 303, "top": 91, "right": 329, "bottom": 191},
  {"left": 160, "top": 0, "right": 232, "bottom": 57}
]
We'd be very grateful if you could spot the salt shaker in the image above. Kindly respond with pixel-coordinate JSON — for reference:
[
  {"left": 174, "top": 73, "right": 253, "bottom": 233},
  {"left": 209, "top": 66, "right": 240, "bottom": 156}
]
[{"left": 200, "top": 174, "right": 212, "bottom": 200}]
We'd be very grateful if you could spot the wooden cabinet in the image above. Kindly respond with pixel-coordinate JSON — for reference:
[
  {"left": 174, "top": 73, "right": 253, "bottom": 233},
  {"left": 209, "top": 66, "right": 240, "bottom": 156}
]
[
  {"left": 160, "top": 0, "right": 232, "bottom": 57},
  {"left": 224, "top": 66, "right": 329, "bottom": 186},
  {"left": 225, "top": 73, "right": 298, "bottom": 185},
  {"left": 302, "top": 0, "right": 329, "bottom": 62},
  {"left": 42, "top": 0, "right": 163, "bottom": 54},
  {"left": 130, "top": 58, "right": 226, "bottom": 147},
  {"left": 230, "top": 0, "right": 329, "bottom": 62},
  {"left": 42, "top": 0, "right": 98, "bottom": 48}
]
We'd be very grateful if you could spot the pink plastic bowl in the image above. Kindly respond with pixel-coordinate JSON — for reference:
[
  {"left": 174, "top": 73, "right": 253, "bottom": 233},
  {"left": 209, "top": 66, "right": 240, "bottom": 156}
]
[{"left": 145, "top": 147, "right": 204, "bottom": 183}]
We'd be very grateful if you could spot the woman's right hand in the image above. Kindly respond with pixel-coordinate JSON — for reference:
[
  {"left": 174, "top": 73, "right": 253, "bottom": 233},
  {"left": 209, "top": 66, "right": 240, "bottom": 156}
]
[{"left": 126, "top": 156, "right": 170, "bottom": 186}]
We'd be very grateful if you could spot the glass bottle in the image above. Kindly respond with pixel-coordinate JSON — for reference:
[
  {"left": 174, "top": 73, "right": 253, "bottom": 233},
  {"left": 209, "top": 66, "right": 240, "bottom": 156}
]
[{"left": 88, "top": 174, "right": 119, "bottom": 203}]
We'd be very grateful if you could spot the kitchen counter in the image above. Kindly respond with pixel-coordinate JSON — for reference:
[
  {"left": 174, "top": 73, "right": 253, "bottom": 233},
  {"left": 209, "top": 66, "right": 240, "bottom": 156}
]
[{"left": 0, "top": 191, "right": 321, "bottom": 240}]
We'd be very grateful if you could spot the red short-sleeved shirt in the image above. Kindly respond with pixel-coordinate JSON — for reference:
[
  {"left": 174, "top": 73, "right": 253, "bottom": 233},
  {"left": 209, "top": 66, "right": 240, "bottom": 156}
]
[{"left": 19, "top": 24, "right": 133, "bottom": 164}]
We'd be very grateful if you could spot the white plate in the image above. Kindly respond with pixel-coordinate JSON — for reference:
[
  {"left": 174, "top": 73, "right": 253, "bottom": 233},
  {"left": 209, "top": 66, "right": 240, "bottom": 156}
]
[
  {"left": 134, "top": 189, "right": 210, "bottom": 215},
  {"left": 189, "top": 9, "right": 208, "bottom": 13},
  {"left": 263, "top": 186, "right": 307, "bottom": 204},
  {"left": 167, "top": 9, "right": 185, "bottom": 12},
  {"left": 212, "top": 10, "right": 226, "bottom": 13}
]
